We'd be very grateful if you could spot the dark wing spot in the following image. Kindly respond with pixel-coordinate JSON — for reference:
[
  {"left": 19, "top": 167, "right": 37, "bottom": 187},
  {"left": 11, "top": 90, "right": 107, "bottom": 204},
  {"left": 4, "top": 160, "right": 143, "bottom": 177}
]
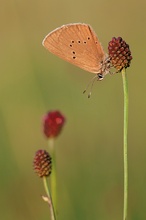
[
  {"left": 70, "top": 44, "right": 72, "bottom": 47},
  {"left": 78, "top": 40, "right": 81, "bottom": 43},
  {"left": 71, "top": 40, "right": 74, "bottom": 43},
  {"left": 87, "top": 37, "right": 90, "bottom": 40},
  {"left": 84, "top": 41, "right": 87, "bottom": 44},
  {"left": 72, "top": 51, "right": 75, "bottom": 54},
  {"left": 73, "top": 56, "right": 76, "bottom": 59}
]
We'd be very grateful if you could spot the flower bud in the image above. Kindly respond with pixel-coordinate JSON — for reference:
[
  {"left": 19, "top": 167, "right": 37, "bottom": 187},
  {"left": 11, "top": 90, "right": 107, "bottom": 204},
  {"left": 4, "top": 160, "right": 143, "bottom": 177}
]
[
  {"left": 108, "top": 37, "right": 132, "bottom": 72},
  {"left": 33, "top": 149, "right": 52, "bottom": 178},
  {"left": 43, "top": 111, "right": 66, "bottom": 138}
]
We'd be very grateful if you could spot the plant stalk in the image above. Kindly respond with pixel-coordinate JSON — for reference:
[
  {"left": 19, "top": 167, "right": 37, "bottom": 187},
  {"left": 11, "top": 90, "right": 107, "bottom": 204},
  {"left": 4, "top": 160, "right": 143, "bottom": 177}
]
[
  {"left": 122, "top": 69, "right": 128, "bottom": 220},
  {"left": 43, "top": 177, "right": 56, "bottom": 220},
  {"left": 48, "top": 138, "right": 57, "bottom": 212}
]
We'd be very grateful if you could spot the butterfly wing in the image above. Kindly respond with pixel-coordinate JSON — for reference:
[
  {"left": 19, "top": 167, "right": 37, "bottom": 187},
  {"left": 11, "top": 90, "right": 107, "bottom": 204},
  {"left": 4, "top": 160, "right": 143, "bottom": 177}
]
[{"left": 42, "top": 23, "right": 107, "bottom": 73}]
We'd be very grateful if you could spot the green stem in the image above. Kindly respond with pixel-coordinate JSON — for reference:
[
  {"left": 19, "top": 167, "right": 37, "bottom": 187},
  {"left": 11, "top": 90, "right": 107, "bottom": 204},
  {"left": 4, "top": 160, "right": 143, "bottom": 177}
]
[
  {"left": 43, "top": 177, "right": 56, "bottom": 220},
  {"left": 122, "top": 69, "right": 128, "bottom": 220},
  {"left": 48, "top": 138, "right": 57, "bottom": 212}
]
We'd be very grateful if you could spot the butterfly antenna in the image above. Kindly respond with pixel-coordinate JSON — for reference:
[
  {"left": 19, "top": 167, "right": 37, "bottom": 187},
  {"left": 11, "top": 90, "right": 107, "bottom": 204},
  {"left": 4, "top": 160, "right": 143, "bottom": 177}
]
[
  {"left": 87, "top": 75, "right": 98, "bottom": 98},
  {"left": 83, "top": 75, "right": 98, "bottom": 95}
]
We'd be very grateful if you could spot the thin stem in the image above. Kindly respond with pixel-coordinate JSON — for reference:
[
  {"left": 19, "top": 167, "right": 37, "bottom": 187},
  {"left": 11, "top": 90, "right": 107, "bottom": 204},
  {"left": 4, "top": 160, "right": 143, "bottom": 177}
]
[
  {"left": 43, "top": 177, "right": 56, "bottom": 220},
  {"left": 122, "top": 69, "right": 128, "bottom": 220},
  {"left": 48, "top": 138, "right": 57, "bottom": 212}
]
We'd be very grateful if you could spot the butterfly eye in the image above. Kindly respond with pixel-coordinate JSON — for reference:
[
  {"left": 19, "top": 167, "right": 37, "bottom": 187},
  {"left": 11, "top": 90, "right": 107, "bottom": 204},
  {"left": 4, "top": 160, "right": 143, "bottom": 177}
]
[{"left": 98, "top": 73, "right": 103, "bottom": 79}]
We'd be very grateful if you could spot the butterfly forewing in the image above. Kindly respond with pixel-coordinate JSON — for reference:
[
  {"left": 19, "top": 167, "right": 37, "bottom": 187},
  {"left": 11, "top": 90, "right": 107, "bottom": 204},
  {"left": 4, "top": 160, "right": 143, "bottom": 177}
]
[
  {"left": 43, "top": 23, "right": 106, "bottom": 73},
  {"left": 43, "top": 27, "right": 63, "bottom": 57}
]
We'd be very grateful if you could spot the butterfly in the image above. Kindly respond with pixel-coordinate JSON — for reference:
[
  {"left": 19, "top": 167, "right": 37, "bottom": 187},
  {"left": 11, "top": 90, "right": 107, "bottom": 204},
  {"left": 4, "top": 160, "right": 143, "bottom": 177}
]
[{"left": 42, "top": 23, "right": 111, "bottom": 97}]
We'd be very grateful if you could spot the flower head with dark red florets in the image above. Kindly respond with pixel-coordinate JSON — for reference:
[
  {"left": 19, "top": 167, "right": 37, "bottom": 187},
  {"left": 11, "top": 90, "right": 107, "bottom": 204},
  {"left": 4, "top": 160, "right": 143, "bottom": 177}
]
[
  {"left": 33, "top": 149, "right": 52, "bottom": 178},
  {"left": 108, "top": 37, "right": 132, "bottom": 72},
  {"left": 43, "top": 111, "right": 66, "bottom": 138}
]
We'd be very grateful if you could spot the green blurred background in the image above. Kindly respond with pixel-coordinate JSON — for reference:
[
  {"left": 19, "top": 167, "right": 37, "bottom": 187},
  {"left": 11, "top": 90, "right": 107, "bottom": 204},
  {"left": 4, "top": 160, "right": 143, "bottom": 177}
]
[{"left": 1, "top": 0, "right": 146, "bottom": 219}]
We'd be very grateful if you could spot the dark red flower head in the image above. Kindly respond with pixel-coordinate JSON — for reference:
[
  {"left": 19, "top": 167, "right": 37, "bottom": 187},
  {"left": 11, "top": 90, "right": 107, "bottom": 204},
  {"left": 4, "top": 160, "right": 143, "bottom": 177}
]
[
  {"left": 108, "top": 37, "right": 132, "bottom": 72},
  {"left": 43, "top": 110, "right": 66, "bottom": 138},
  {"left": 33, "top": 149, "right": 52, "bottom": 178}
]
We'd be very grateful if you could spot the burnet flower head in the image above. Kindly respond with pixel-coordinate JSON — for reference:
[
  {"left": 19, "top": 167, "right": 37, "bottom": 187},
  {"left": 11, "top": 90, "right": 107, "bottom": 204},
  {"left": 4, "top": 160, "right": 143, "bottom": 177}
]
[
  {"left": 108, "top": 37, "right": 132, "bottom": 72},
  {"left": 33, "top": 149, "right": 52, "bottom": 178},
  {"left": 43, "top": 110, "right": 66, "bottom": 139}
]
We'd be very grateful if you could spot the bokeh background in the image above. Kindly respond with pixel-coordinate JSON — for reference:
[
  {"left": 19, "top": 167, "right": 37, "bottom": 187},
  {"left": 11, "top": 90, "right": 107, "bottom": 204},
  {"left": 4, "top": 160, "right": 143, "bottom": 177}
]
[{"left": 1, "top": 0, "right": 146, "bottom": 219}]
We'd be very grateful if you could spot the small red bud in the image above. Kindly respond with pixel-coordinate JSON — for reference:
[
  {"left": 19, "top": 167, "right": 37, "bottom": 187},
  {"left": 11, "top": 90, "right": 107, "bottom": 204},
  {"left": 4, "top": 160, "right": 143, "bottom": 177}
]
[{"left": 43, "top": 111, "right": 66, "bottom": 138}]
